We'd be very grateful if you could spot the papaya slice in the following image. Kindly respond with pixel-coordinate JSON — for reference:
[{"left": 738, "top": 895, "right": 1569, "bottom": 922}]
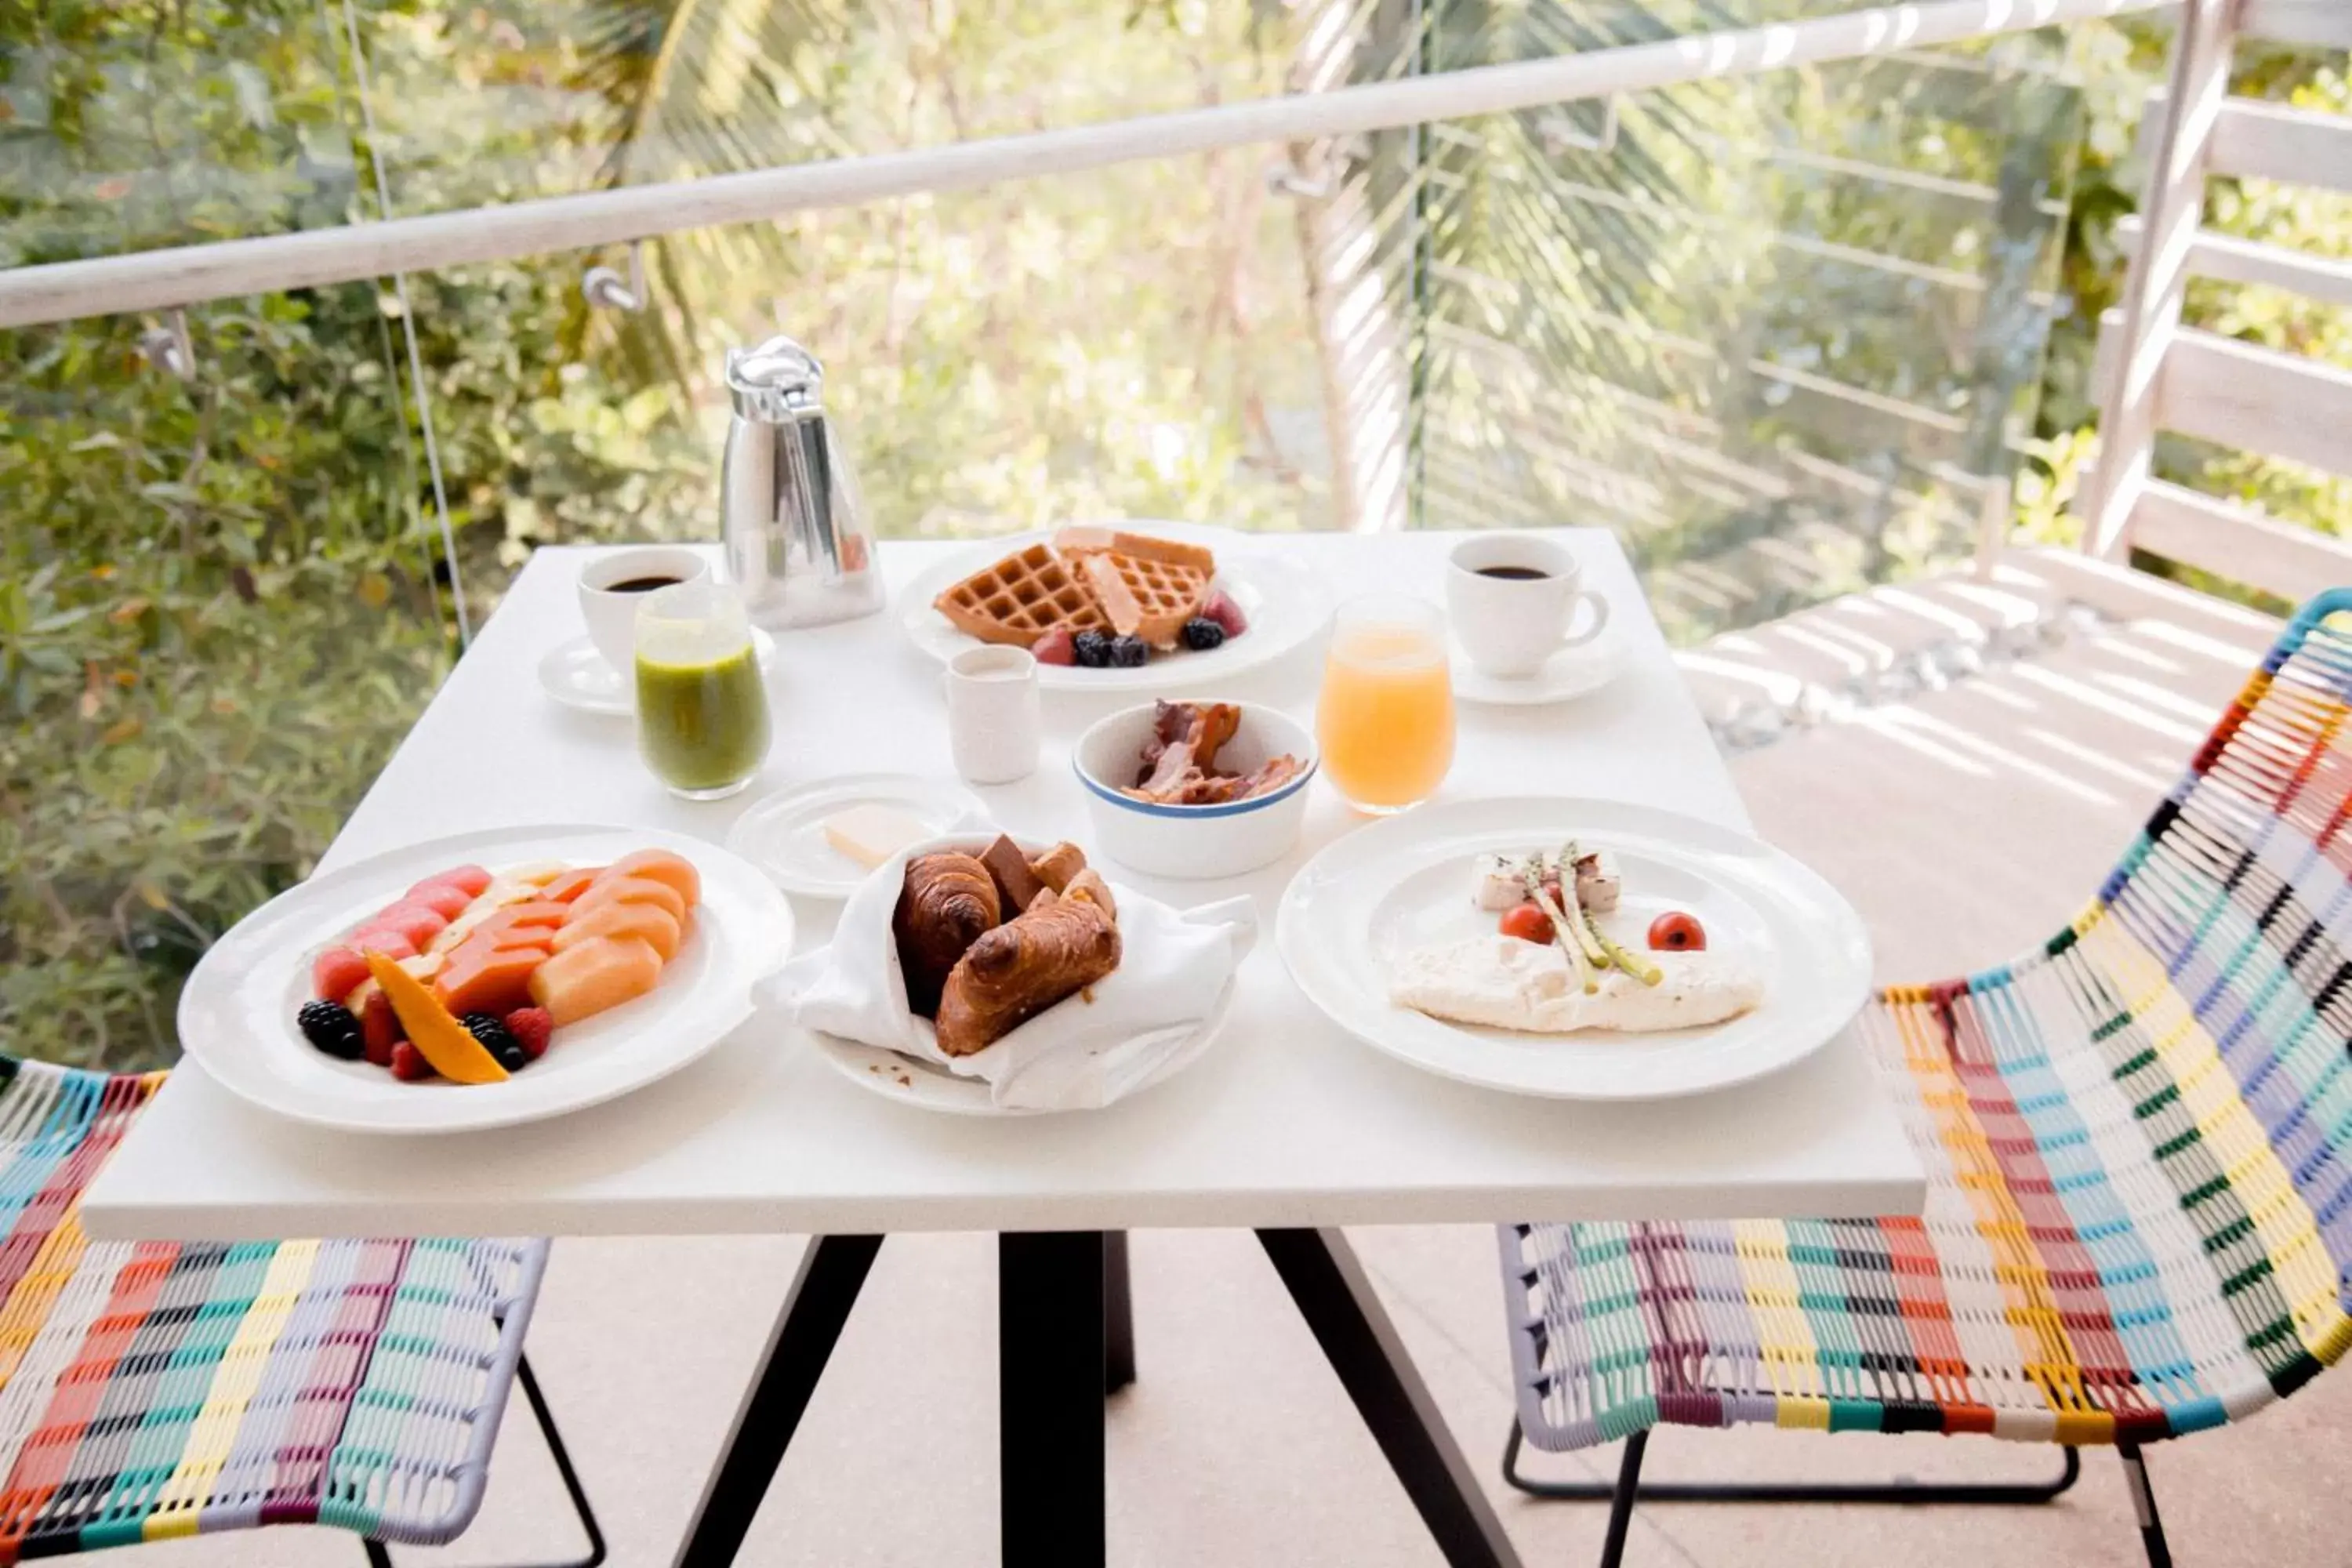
[
  {"left": 432, "top": 945, "right": 547, "bottom": 1019},
  {"left": 366, "top": 951, "right": 508, "bottom": 1084},
  {"left": 601, "top": 850, "right": 701, "bottom": 907},
  {"left": 528, "top": 936, "right": 663, "bottom": 1025},
  {"left": 550, "top": 901, "right": 683, "bottom": 962},
  {"left": 568, "top": 876, "right": 688, "bottom": 924},
  {"left": 539, "top": 868, "right": 604, "bottom": 905}
]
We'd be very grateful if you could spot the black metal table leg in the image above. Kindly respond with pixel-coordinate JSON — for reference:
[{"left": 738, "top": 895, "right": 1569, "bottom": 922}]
[
  {"left": 1105, "top": 1231, "right": 1135, "bottom": 1395},
  {"left": 672, "top": 1235, "right": 883, "bottom": 1568},
  {"left": 1000, "top": 1231, "right": 1108, "bottom": 1568},
  {"left": 1258, "top": 1229, "right": 1521, "bottom": 1568}
]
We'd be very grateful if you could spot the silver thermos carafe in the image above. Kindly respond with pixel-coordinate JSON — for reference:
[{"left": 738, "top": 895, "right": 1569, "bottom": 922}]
[{"left": 720, "top": 335, "right": 884, "bottom": 629}]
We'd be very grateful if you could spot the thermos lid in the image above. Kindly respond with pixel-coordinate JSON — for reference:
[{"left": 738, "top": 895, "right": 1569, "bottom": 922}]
[{"left": 724, "top": 335, "right": 825, "bottom": 422}]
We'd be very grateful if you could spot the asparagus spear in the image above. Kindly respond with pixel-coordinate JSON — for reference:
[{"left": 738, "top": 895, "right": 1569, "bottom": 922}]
[
  {"left": 1553, "top": 844, "right": 1610, "bottom": 968},
  {"left": 1583, "top": 910, "right": 1663, "bottom": 986},
  {"left": 1522, "top": 859, "right": 1599, "bottom": 995}
]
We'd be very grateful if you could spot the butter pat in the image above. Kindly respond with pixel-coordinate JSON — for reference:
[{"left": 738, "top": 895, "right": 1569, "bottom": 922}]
[{"left": 823, "top": 804, "right": 930, "bottom": 869}]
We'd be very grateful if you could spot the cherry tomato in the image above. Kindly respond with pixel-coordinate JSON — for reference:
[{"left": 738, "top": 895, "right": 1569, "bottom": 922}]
[
  {"left": 1499, "top": 902, "right": 1555, "bottom": 945},
  {"left": 1647, "top": 911, "right": 1705, "bottom": 952}
]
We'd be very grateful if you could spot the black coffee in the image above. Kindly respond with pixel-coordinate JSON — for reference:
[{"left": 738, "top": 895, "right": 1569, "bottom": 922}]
[
  {"left": 605, "top": 575, "right": 682, "bottom": 593},
  {"left": 1475, "top": 565, "right": 1551, "bottom": 582}
]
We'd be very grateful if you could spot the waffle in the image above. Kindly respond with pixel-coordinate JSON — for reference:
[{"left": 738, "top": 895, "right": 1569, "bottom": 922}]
[
  {"left": 1053, "top": 526, "right": 1217, "bottom": 576},
  {"left": 933, "top": 543, "right": 1109, "bottom": 648},
  {"left": 1078, "top": 550, "right": 1212, "bottom": 649}
]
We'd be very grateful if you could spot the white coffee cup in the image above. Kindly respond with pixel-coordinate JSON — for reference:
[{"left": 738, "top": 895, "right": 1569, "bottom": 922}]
[
  {"left": 943, "top": 645, "right": 1042, "bottom": 786},
  {"left": 1444, "top": 535, "right": 1610, "bottom": 679},
  {"left": 579, "top": 547, "right": 712, "bottom": 671}
]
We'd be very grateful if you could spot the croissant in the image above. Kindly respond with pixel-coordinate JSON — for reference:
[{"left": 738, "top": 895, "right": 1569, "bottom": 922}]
[
  {"left": 894, "top": 853, "right": 1002, "bottom": 1018},
  {"left": 1028, "top": 841, "right": 1089, "bottom": 895},
  {"left": 933, "top": 877, "right": 1121, "bottom": 1056}
]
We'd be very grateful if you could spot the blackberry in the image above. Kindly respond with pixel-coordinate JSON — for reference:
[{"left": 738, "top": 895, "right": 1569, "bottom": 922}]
[
  {"left": 1107, "top": 635, "right": 1150, "bottom": 668},
  {"left": 462, "top": 1012, "right": 519, "bottom": 1062},
  {"left": 1072, "top": 630, "right": 1113, "bottom": 669},
  {"left": 296, "top": 1000, "right": 365, "bottom": 1061},
  {"left": 1179, "top": 617, "right": 1225, "bottom": 652}
]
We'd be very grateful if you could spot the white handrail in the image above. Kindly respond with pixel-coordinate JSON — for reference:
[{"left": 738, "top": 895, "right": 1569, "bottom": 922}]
[{"left": 0, "top": 0, "right": 2166, "bottom": 331}]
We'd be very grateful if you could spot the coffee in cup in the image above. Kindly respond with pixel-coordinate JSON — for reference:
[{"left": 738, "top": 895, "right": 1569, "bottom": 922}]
[
  {"left": 1444, "top": 535, "right": 1609, "bottom": 679},
  {"left": 578, "top": 546, "right": 713, "bottom": 672}
]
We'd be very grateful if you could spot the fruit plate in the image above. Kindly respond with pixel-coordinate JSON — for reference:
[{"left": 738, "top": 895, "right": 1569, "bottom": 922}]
[
  {"left": 797, "top": 978, "right": 1238, "bottom": 1116},
  {"left": 896, "top": 521, "right": 1332, "bottom": 693},
  {"left": 1275, "top": 797, "right": 1871, "bottom": 1102},
  {"left": 179, "top": 825, "right": 793, "bottom": 1134}
]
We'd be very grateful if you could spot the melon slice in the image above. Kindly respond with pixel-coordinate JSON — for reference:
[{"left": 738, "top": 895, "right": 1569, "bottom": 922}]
[
  {"left": 406, "top": 884, "right": 474, "bottom": 920},
  {"left": 550, "top": 901, "right": 683, "bottom": 962},
  {"left": 528, "top": 936, "right": 664, "bottom": 1025},
  {"left": 601, "top": 850, "right": 701, "bottom": 907},
  {"left": 367, "top": 904, "right": 448, "bottom": 948},
  {"left": 568, "top": 876, "right": 688, "bottom": 924},
  {"left": 412, "top": 864, "right": 492, "bottom": 899}
]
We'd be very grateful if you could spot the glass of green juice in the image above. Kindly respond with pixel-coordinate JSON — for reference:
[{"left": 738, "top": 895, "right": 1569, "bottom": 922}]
[{"left": 633, "top": 580, "right": 773, "bottom": 800}]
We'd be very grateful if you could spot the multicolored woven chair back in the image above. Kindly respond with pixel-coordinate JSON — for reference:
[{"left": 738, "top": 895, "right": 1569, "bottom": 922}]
[
  {"left": 0, "top": 1060, "right": 544, "bottom": 1561},
  {"left": 1505, "top": 590, "right": 2352, "bottom": 1454}
]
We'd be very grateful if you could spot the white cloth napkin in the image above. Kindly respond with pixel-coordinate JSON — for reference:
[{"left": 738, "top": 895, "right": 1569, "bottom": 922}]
[{"left": 764, "top": 840, "right": 1256, "bottom": 1111}]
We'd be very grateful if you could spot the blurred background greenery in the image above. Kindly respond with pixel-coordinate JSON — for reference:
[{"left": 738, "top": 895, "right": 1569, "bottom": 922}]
[{"left": 2, "top": 1, "right": 2344, "bottom": 1069}]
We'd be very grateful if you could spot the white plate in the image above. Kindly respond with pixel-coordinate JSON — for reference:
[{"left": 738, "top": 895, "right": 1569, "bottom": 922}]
[
  {"left": 539, "top": 629, "right": 779, "bottom": 716},
  {"left": 178, "top": 825, "right": 794, "bottom": 1134},
  {"left": 1452, "top": 634, "right": 1624, "bottom": 707},
  {"left": 802, "top": 978, "right": 1238, "bottom": 1116},
  {"left": 726, "top": 774, "right": 986, "bottom": 900},
  {"left": 1276, "top": 797, "right": 1870, "bottom": 1102},
  {"left": 897, "top": 521, "right": 1331, "bottom": 693}
]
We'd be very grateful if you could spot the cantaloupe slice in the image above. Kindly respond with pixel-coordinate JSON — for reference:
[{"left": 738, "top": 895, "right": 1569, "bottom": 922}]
[
  {"left": 568, "top": 876, "right": 688, "bottom": 924},
  {"left": 601, "top": 850, "right": 700, "bottom": 907},
  {"left": 433, "top": 946, "right": 547, "bottom": 1018},
  {"left": 549, "top": 901, "right": 682, "bottom": 962},
  {"left": 528, "top": 936, "right": 663, "bottom": 1025}
]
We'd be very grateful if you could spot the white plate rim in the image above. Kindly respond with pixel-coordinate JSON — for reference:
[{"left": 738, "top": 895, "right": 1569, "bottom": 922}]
[
  {"left": 895, "top": 521, "right": 1331, "bottom": 692},
  {"left": 724, "top": 773, "right": 988, "bottom": 899},
  {"left": 538, "top": 630, "right": 779, "bottom": 716},
  {"left": 800, "top": 973, "right": 1239, "bottom": 1116},
  {"left": 178, "top": 823, "right": 794, "bottom": 1134},
  {"left": 1274, "top": 796, "right": 1871, "bottom": 1102}
]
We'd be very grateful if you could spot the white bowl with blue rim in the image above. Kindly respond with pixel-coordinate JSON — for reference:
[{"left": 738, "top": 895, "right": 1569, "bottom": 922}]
[{"left": 1073, "top": 702, "right": 1319, "bottom": 880}]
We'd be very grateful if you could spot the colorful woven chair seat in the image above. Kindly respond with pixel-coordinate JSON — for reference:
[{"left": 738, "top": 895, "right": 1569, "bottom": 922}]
[
  {"left": 0, "top": 1059, "right": 571, "bottom": 1562},
  {"left": 1501, "top": 592, "right": 2352, "bottom": 1563}
]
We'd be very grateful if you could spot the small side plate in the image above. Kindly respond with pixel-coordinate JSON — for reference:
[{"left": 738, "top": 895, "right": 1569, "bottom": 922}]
[
  {"left": 1450, "top": 633, "right": 1624, "bottom": 707},
  {"left": 725, "top": 774, "right": 987, "bottom": 900}
]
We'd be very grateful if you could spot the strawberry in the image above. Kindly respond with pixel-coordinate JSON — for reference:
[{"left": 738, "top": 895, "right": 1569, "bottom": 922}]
[
  {"left": 388, "top": 1040, "right": 435, "bottom": 1083},
  {"left": 503, "top": 1007, "right": 554, "bottom": 1061},
  {"left": 358, "top": 989, "right": 402, "bottom": 1066},
  {"left": 1033, "top": 627, "right": 1077, "bottom": 666},
  {"left": 1202, "top": 590, "right": 1247, "bottom": 639}
]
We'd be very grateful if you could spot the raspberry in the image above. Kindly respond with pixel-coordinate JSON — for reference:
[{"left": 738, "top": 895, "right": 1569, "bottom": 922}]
[
  {"left": 1202, "top": 590, "right": 1247, "bottom": 639},
  {"left": 388, "top": 1040, "right": 435, "bottom": 1082},
  {"left": 358, "top": 990, "right": 402, "bottom": 1065},
  {"left": 1032, "top": 627, "right": 1077, "bottom": 666},
  {"left": 503, "top": 1007, "right": 554, "bottom": 1061}
]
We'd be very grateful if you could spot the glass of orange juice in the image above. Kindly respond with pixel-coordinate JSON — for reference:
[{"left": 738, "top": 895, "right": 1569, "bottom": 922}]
[{"left": 1317, "top": 594, "right": 1456, "bottom": 815}]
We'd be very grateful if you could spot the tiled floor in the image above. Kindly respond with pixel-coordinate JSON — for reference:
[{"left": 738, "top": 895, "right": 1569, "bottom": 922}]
[{"left": 140, "top": 561, "right": 2350, "bottom": 1566}]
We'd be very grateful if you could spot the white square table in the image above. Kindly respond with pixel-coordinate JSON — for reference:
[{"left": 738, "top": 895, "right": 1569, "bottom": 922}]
[{"left": 82, "top": 531, "right": 1922, "bottom": 1568}]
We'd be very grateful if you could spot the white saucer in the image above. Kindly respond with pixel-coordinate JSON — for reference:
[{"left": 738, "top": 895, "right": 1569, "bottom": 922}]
[
  {"left": 1451, "top": 635, "right": 1623, "bottom": 706},
  {"left": 538, "top": 630, "right": 778, "bottom": 716},
  {"left": 724, "top": 774, "right": 988, "bottom": 900}
]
